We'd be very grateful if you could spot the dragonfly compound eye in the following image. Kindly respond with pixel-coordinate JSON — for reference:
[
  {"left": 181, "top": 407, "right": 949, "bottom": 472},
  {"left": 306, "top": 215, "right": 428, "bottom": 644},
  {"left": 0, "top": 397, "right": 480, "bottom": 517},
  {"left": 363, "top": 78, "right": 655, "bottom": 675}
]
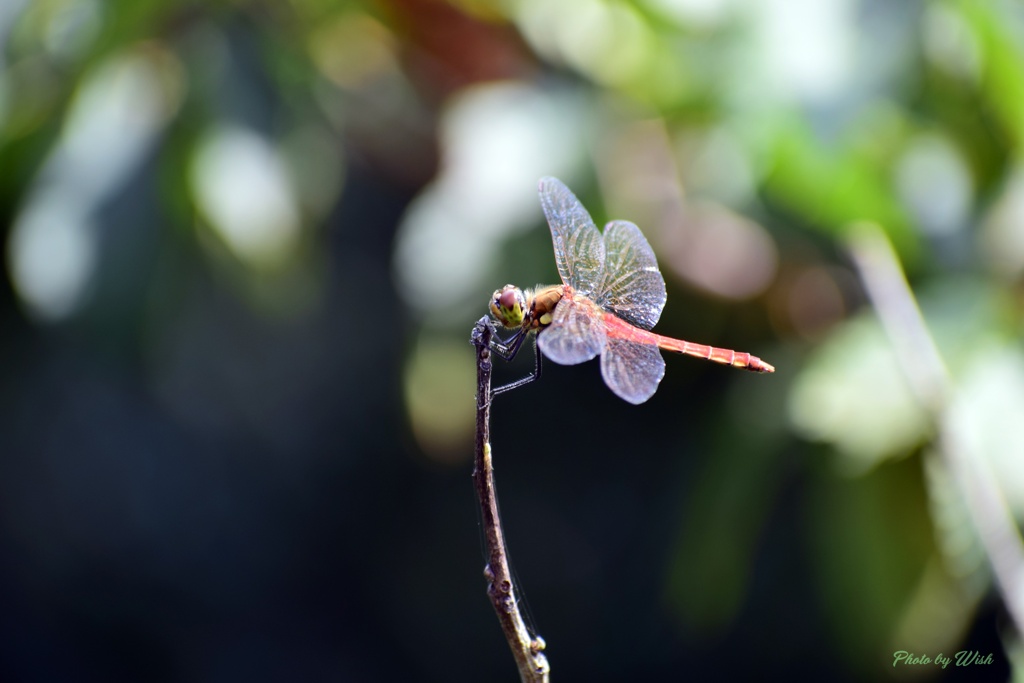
[{"left": 499, "top": 288, "right": 519, "bottom": 311}]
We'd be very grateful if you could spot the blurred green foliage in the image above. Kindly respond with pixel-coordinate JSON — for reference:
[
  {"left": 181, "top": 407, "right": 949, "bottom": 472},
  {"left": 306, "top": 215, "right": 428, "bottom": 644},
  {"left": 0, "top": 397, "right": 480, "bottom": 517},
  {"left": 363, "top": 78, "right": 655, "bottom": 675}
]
[{"left": 3, "top": 0, "right": 1024, "bottom": 681}]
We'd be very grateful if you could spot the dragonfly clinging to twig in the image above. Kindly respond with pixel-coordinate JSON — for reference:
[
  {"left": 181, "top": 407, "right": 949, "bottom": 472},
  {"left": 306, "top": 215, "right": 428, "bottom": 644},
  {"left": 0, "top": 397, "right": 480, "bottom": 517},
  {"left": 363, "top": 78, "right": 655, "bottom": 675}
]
[{"left": 488, "top": 177, "right": 774, "bottom": 404}]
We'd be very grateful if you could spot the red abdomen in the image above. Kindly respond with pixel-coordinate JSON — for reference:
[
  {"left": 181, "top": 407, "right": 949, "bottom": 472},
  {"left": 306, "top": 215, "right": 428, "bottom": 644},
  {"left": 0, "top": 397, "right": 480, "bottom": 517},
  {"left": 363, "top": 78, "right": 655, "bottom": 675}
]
[{"left": 603, "top": 313, "right": 774, "bottom": 373}]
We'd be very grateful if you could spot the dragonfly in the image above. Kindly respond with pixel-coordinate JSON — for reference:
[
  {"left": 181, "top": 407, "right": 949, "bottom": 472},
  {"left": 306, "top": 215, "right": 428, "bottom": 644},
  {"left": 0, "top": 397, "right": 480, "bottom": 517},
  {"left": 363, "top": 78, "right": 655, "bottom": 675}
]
[{"left": 488, "top": 177, "right": 774, "bottom": 404}]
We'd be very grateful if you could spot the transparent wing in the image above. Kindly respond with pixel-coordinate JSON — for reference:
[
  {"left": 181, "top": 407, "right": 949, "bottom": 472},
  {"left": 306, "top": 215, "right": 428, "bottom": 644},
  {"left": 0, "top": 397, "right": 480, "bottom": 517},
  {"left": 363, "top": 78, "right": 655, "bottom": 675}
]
[
  {"left": 538, "top": 177, "right": 605, "bottom": 298},
  {"left": 595, "top": 220, "right": 666, "bottom": 331},
  {"left": 537, "top": 298, "right": 607, "bottom": 366},
  {"left": 600, "top": 337, "right": 666, "bottom": 405}
]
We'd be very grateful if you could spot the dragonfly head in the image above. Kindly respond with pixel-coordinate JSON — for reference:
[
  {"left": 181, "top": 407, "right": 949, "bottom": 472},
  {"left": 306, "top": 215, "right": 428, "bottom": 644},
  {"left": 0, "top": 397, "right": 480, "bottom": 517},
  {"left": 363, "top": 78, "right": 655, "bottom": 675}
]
[{"left": 489, "top": 285, "right": 527, "bottom": 329}]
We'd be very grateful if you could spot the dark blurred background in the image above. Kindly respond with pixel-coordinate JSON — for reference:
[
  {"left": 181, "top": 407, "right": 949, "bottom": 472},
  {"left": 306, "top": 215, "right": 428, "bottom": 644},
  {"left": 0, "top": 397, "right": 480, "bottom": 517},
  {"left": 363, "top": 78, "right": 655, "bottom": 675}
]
[{"left": 2, "top": 0, "right": 1023, "bottom": 681}]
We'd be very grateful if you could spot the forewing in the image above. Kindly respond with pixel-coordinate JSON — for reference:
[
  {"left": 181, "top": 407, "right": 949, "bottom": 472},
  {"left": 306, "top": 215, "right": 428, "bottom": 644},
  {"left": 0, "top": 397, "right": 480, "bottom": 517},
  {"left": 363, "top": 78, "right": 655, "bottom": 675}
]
[
  {"left": 537, "top": 298, "right": 607, "bottom": 366},
  {"left": 539, "top": 177, "right": 605, "bottom": 298},
  {"left": 596, "top": 220, "right": 666, "bottom": 331},
  {"left": 600, "top": 337, "right": 666, "bottom": 405}
]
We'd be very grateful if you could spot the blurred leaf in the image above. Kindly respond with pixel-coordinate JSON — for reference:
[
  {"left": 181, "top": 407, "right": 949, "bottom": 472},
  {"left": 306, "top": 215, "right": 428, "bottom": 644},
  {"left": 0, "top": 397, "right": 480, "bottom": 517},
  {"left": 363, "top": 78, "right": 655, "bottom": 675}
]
[
  {"left": 957, "top": 0, "right": 1024, "bottom": 151},
  {"left": 914, "top": 277, "right": 1017, "bottom": 374},
  {"left": 922, "top": 450, "right": 987, "bottom": 601},
  {"left": 789, "top": 278, "right": 1014, "bottom": 473},
  {"left": 980, "top": 164, "right": 1024, "bottom": 279},
  {"left": 947, "top": 343, "right": 1024, "bottom": 519},
  {"left": 888, "top": 551, "right": 979, "bottom": 661},
  {"left": 807, "top": 455, "right": 965, "bottom": 670},
  {"left": 403, "top": 332, "right": 476, "bottom": 463},
  {"left": 764, "top": 115, "right": 919, "bottom": 261},
  {"left": 789, "top": 314, "right": 930, "bottom": 472}
]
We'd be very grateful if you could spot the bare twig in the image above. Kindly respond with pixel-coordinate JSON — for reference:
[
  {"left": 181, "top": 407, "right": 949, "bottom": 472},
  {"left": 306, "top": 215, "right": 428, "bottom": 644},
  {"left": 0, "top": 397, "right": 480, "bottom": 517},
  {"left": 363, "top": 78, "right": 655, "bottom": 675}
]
[
  {"left": 846, "top": 222, "right": 1024, "bottom": 635},
  {"left": 470, "top": 317, "right": 550, "bottom": 682}
]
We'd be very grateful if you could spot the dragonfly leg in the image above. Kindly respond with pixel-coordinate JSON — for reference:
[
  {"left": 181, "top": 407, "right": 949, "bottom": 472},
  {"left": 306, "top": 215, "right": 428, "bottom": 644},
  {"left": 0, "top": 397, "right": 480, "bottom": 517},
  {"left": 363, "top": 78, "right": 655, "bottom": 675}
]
[
  {"left": 493, "top": 335, "right": 542, "bottom": 397},
  {"left": 489, "top": 325, "right": 530, "bottom": 362}
]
